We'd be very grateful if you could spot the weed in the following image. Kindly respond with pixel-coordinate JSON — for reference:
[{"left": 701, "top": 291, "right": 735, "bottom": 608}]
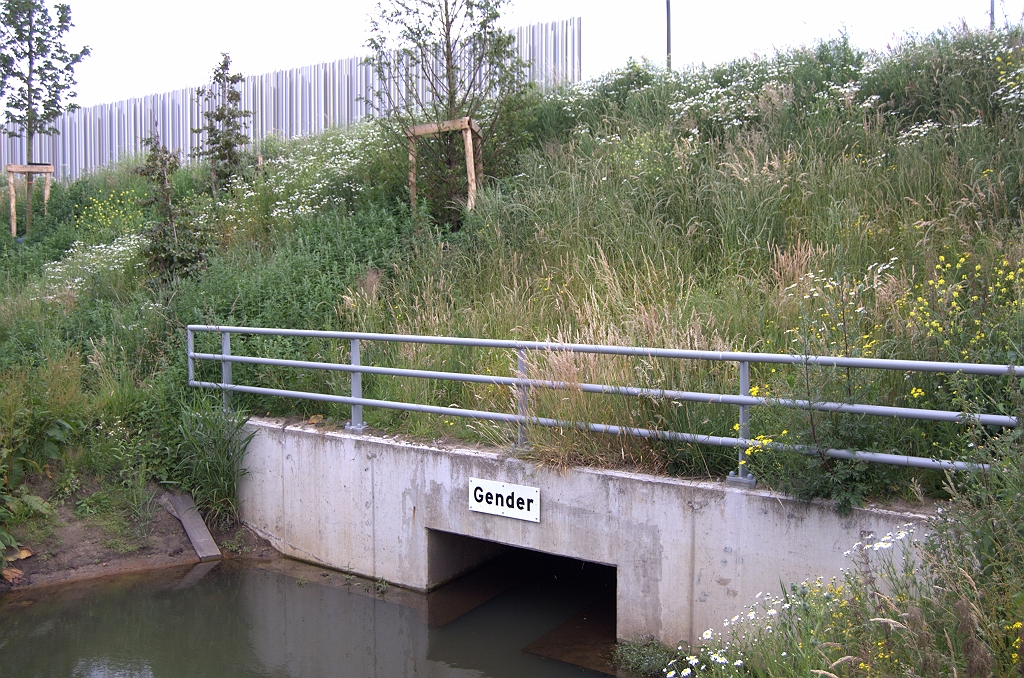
[
  {"left": 627, "top": 426, "right": 1024, "bottom": 677},
  {"left": 52, "top": 466, "right": 80, "bottom": 501},
  {"left": 221, "top": 529, "right": 251, "bottom": 556},
  {"left": 88, "top": 504, "right": 145, "bottom": 554},
  {"left": 115, "top": 445, "right": 157, "bottom": 531},
  {"left": 70, "top": 482, "right": 151, "bottom": 550},
  {"left": 74, "top": 490, "right": 112, "bottom": 517},
  {"left": 101, "top": 535, "right": 142, "bottom": 555},
  {"left": 9, "top": 511, "right": 60, "bottom": 547},
  {"left": 295, "top": 574, "right": 307, "bottom": 587},
  {"left": 614, "top": 636, "right": 677, "bottom": 676}
]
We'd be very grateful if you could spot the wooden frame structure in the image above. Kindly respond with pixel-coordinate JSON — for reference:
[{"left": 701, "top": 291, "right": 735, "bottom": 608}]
[
  {"left": 7, "top": 163, "right": 54, "bottom": 237},
  {"left": 406, "top": 117, "right": 482, "bottom": 212}
]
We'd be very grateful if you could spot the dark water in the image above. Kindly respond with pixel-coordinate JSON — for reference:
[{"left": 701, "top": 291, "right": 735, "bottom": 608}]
[{"left": 0, "top": 555, "right": 615, "bottom": 677}]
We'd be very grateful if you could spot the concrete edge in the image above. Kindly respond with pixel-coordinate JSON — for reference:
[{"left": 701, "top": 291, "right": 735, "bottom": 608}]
[{"left": 243, "top": 417, "right": 935, "bottom": 525}]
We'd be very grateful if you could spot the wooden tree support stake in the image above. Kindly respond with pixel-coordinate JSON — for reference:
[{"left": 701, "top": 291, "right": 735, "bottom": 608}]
[
  {"left": 7, "top": 163, "right": 54, "bottom": 237},
  {"left": 405, "top": 117, "right": 482, "bottom": 213}
]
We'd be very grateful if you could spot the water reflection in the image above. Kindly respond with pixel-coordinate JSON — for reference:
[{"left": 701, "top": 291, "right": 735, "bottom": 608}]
[{"left": 0, "top": 558, "right": 610, "bottom": 677}]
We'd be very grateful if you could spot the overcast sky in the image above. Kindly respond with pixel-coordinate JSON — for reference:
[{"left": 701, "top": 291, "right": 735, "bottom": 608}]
[{"left": 63, "top": 0, "right": 1024, "bottom": 107}]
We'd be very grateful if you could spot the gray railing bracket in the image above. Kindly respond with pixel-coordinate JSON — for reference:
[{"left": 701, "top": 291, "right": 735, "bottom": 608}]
[{"left": 726, "top": 471, "right": 757, "bottom": 488}]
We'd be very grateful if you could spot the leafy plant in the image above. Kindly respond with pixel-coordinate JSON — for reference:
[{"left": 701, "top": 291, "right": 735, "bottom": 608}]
[
  {"left": 0, "top": 475, "right": 21, "bottom": 562},
  {"left": 3, "top": 409, "right": 71, "bottom": 489},
  {"left": 0, "top": 475, "right": 50, "bottom": 566},
  {"left": 221, "top": 528, "right": 250, "bottom": 555}
]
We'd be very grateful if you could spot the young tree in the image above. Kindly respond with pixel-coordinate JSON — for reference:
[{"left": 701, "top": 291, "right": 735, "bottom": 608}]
[
  {"left": 137, "top": 132, "right": 203, "bottom": 279},
  {"left": 367, "top": 0, "right": 523, "bottom": 225},
  {"left": 193, "top": 53, "right": 251, "bottom": 199},
  {"left": 0, "top": 0, "right": 89, "bottom": 234}
]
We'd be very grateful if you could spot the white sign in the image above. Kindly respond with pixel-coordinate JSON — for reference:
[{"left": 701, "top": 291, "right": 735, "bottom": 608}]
[{"left": 468, "top": 478, "right": 540, "bottom": 523}]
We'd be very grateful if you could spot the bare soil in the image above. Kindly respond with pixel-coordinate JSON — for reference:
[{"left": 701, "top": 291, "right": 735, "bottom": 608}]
[{"left": 1, "top": 483, "right": 278, "bottom": 595}]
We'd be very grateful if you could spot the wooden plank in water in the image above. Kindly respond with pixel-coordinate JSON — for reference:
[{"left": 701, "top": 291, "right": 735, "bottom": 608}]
[
  {"left": 168, "top": 495, "right": 221, "bottom": 563},
  {"left": 173, "top": 561, "right": 220, "bottom": 590},
  {"left": 522, "top": 594, "right": 621, "bottom": 676}
]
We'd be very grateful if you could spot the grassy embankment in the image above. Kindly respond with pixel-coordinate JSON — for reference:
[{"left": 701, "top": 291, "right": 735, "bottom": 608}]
[
  {"left": 1, "top": 26, "right": 1022, "bottom": 659},
  {"left": 2, "top": 21, "right": 1024, "bottom": 678}
]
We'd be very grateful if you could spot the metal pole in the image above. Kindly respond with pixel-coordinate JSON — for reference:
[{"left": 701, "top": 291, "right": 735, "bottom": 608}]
[
  {"left": 666, "top": 0, "right": 672, "bottom": 70},
  {"left": 517, "top": 349, "right": 529, "bottom": 447},
  {"left": 221, "top": 331, "right": 232, "bottom": 412},
  {"left": 738, "top": 361, "right": 749, "bottom": 476},
  {"left": 183, "top": 325, "right": 1024, "bottom": 378},
  {"left": 187, "top": 328, "right": 195, "bottom": 384},
  {"left": 991, "top": 0, "right": 996, "bottom": 30},
  {"left": 346, "top": 338, "right": 366, "bottom": 431},
  {"left": 727, "top": 361, "right": 756, "bottom": 486}
]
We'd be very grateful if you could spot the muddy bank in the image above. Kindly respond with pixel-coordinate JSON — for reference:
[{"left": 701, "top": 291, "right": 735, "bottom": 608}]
[{"left": 1, "top": 488, "right": 278, "bottom": 594}]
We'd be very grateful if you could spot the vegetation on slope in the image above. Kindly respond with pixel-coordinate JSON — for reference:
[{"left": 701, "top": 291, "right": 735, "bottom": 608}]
[
  {"left": 617, "top": 426, "right": 1024, "bottom": 676},
  {"left": 2, "top": 26, "right": 1023, "bottom": 549}
]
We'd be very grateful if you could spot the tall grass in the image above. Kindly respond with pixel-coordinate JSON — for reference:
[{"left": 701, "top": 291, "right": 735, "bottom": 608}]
[
  {"left": 322, "top": 28, "right": 1022, "bottom": 502},
  {"left": 175, "top": 396, "right": 255, "bottom": 528}
]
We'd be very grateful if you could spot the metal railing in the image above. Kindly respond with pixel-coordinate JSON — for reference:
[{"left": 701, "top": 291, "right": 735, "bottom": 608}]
[{"left": 187, "top": 325, "right": 1023, "bottom": 480}]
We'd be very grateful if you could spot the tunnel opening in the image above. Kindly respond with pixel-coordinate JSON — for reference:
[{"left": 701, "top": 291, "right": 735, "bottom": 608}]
[{"left": 425, "top": 530, "right": 618, "bottom": 675}]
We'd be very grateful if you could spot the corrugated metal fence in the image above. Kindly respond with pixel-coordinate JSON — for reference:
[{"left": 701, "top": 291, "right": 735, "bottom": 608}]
[{"left": 1, "top": 18, "right": 581, "bottom": 181}]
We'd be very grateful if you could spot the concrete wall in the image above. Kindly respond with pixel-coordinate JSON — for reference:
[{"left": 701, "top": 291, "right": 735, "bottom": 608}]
[{"left": 239, "top": 418, "right": 928, "bottom": 646}]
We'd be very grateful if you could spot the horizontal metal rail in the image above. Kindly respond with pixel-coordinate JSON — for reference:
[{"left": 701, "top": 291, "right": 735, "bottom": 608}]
[
  {"left": 189, "top": 381, "right": 985, "bottom": 472},
  {"left": 187, "top": 325, "right": 1022, "bottom": 476},
  {"left": 187, "top": 325, "right": 1024, "bottom": 377},
  {"left": 190, "top": 352, "right": 1019, "bottom": 428}
]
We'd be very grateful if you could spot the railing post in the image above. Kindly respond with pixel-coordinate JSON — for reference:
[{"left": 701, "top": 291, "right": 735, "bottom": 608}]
[
  {"left": 221, "top": 331, "right": 232, "bottom": 412},
  {"left": 516, "top": 348, "right": 529, "bottom": 447},
  {"left": 727, "top": 360, "right": 756, "bottom": 487},
  {"left": 346, "top": 338, "right": 367, "bottom": 431},
  {"left": 187, "top": 328, "right": 195, "bottom": 384}
]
